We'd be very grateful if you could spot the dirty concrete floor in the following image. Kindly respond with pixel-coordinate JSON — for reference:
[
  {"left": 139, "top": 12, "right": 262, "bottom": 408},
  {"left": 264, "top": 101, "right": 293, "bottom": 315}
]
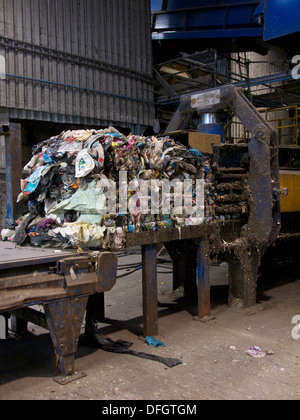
[{"left": 0, "top": 249, "right": 299, "bottom": 401}]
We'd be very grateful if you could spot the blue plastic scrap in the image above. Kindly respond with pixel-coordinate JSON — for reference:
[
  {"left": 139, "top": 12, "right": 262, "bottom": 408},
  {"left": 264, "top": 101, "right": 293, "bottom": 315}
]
[
  {"left": 189, "top": 148, "right": 202, "bottom": 157},
  {"left": 145, "top": 336, "right": 166, "bottom": 348}
]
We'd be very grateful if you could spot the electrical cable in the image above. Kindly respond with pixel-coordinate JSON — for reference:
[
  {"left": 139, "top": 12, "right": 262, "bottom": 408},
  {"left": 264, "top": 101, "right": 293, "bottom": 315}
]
[{"left": 117, "top": 265, "right": 142, "bottom": 279}]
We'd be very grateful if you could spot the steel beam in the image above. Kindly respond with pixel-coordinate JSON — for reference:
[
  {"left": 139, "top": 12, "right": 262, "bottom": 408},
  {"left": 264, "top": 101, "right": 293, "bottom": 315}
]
[
  {"left": 153, "top": 28, "right": 263, "bottom": 40},
  {"left": 142, "top": 244, "right": 158, "bottom": 337},
  {"left": 4, "top": 123, "right": 23, "bottom": 224}
]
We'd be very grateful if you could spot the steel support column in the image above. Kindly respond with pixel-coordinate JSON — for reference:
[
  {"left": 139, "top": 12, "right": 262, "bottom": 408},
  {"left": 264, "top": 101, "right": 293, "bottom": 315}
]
[
  {"left": 44, "top": 296, "right": 88, "bottom": 384},
  {"left": 4, "top": 123, "right": 23, "bottom": 224},
  {"left": 142, "top": 244, "right": 158, "bottom": 337},
  {"left": 196, "top": 238, "right": 211, "bottom": 318},
  {"left": 228, "top": 246, "right": 260, "bottom": 308},
  {"left": 165, "top": 240, "right": 197, "bottom": 296},
  {"left": 85, "top": 292, "right": 105, "bottom": 340}
]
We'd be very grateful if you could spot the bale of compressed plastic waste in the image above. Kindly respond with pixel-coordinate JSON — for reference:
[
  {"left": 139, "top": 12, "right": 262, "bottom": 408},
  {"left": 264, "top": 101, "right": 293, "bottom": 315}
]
[{"left": 2, "top": 127, "right": 216, "bottom": 250}]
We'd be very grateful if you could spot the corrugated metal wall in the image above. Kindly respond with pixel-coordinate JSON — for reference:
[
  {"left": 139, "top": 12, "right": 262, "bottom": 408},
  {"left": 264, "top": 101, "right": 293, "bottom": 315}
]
[{"left": 0, "top": 0, "right": 155, "bottom": 130}]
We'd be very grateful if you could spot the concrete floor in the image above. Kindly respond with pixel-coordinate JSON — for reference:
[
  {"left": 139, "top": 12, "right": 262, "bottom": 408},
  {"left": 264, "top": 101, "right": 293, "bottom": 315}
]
[{"left": 0, "top": 249, "right": 299, "bottom": 401}]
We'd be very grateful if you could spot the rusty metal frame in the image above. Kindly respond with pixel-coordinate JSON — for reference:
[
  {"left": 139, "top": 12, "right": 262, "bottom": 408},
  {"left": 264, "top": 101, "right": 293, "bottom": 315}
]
[
  {"left": 162, "top": 84, "right": 283, "bottom": 309},
  {"left": 142, "top": 244, "right": 159, "bottom": 337},
  {"left": 0, "top": 86, "right": 284, "bottom": 382},
  {"left": 0, "top": 252, "right": 117, "bottom": 384}
]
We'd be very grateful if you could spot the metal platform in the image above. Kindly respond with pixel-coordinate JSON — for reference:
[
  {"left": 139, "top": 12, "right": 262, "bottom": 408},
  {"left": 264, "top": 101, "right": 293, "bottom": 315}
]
[{"left": 0, "top": 242, "right": 78, "bottom": 269}]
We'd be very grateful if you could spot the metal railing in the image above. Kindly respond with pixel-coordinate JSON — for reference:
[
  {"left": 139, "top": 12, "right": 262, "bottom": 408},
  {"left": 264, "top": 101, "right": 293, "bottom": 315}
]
[{"left": 225, "top": 105, "right": 299, "bottom": 145}]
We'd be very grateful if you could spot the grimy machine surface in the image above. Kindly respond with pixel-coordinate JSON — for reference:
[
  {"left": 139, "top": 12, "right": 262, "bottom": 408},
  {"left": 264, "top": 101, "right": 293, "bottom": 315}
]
[
  {"left": 0, "top": 84, "right": 297, "bottom": 384},
  {"left": 161, "top": 84, "right": 285, "bottom": 308}
]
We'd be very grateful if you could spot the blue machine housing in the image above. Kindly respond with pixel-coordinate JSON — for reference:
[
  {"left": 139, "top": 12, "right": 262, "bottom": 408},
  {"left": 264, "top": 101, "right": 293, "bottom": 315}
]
[
  {"left": 197, "top": 123, "right": 224, "bottom": 141},
  {"left": 197, "top": 113, "right": 224, "bottom": 142},
  {"left": 264, "top": 0, "right": 300, "bottom": 41},
  {"left": 152, "top": 0, "right": 300, "bottom": 44},
  {"left": 152, "top": 0, "right": 263, "bottom": 40}
]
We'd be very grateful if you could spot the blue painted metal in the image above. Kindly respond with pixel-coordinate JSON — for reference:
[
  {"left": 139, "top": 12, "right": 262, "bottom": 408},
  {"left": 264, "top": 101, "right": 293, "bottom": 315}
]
[
  {"left": 264, "top": 0, "right": 300, "bottom": 41},
  {"left": 197, "top": 113, "right": 224, "bottom": 141},
  {"left": 198, "top": 123, "right": 224, "bottom": 141},
  {"left": 253, "top": 0, "right": 264, "bottom": 17},
  {"left": 152, "top": 1, "right": 263, "bottom": 40},
  {"left": 196, "top": 238, "right": 210, "bottom": 318},
  {"left": 161, "top": 0, "right": 257, "bottom": 9},
  {"left": 152, "top": 28, "right": 263, "bottom": 40},
  {"left": 151, "top": 0, "right": 163, "bottom": 11},
  {"left": 152, "top": 0, "right": 300, "bottom": 43}
]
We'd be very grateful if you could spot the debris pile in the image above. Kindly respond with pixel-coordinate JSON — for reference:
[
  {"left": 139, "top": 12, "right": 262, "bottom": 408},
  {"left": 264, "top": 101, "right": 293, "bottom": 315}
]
[{"left": 2, "top": 128, "right": 216, "bottom": 250}]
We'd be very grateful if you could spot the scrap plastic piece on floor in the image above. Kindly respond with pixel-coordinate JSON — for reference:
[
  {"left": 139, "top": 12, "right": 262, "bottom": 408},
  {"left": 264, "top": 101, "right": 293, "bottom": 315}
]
[
  {"left": 145, "top": 336, "right": 166, "bottom": 348},
  {"left": 245, "top": 346, "right": 266, "bottom": 358}
]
